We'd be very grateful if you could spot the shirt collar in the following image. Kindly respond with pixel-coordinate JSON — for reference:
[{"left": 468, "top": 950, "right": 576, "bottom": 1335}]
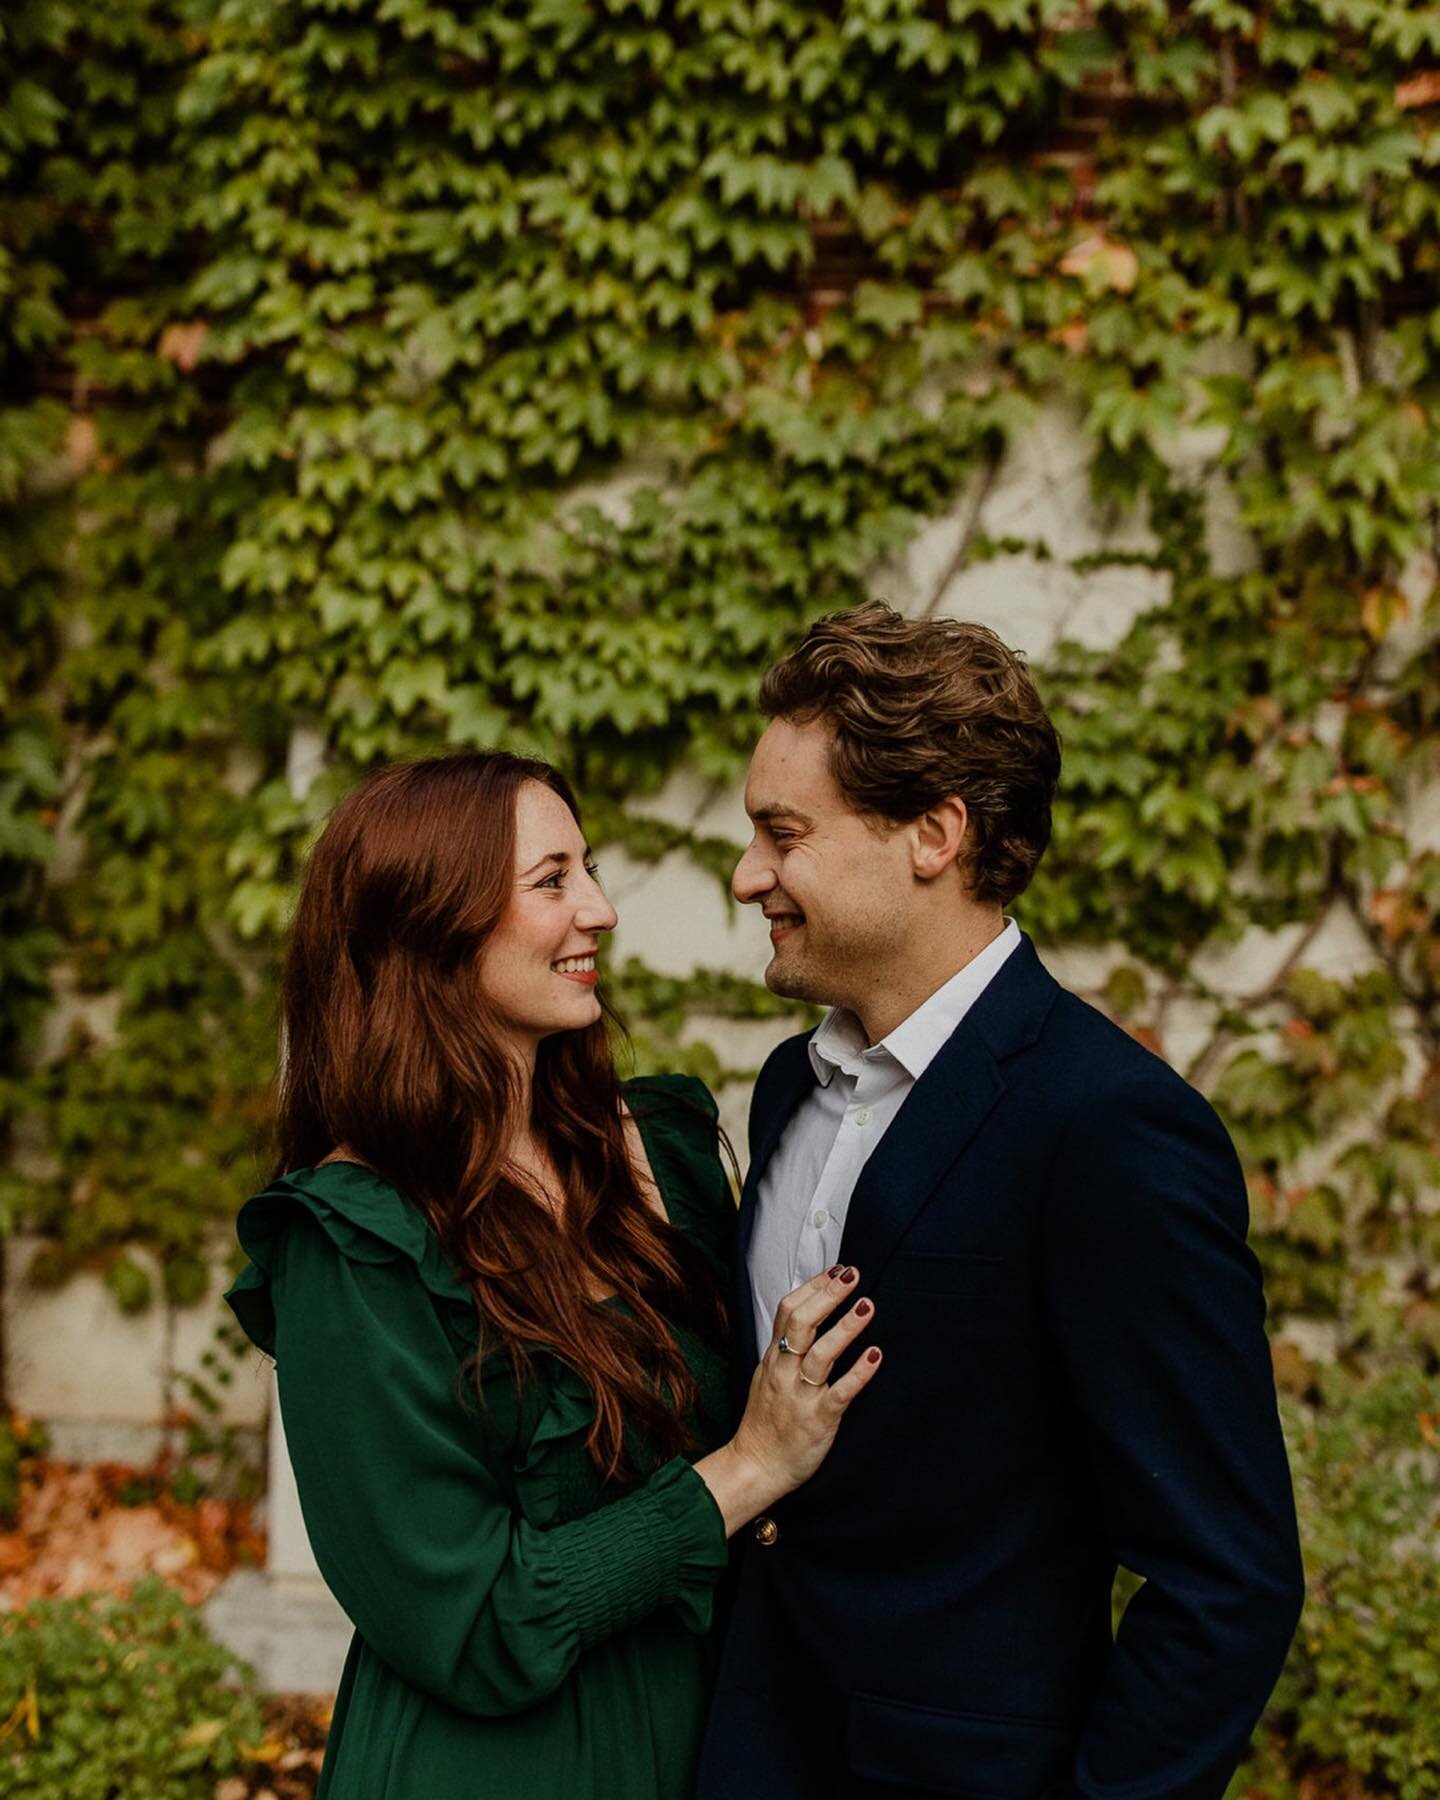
[
  {"left": 807, "top": 919, "right": 1022, "bottom": 1086},
  {"left": 807, "top": 1005, "right": 873, "bottom": 1086}
]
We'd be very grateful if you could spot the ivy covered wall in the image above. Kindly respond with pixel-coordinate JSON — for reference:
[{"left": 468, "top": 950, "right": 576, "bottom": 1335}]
[
  {"left": 5, "top": 0, "right": 1438, "bottom": 1363},
  {"left": 2, "top": 0, "right": 1439, "bottom": 1775}
]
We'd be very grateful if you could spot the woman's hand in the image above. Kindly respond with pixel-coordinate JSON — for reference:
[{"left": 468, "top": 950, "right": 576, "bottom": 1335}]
[{"left": 695, "top": 1266, "right": 882, "bottom": 1536}]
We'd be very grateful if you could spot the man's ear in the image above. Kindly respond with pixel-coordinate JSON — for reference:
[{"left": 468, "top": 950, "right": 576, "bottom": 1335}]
[{"left": 911, "top": 797, "right": 969, "bottom": 881}]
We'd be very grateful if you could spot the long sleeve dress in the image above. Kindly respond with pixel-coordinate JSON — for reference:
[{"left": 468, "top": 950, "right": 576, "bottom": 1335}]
[{"left": 224, "top": 1074, "right": 735, "bottom": 1800}]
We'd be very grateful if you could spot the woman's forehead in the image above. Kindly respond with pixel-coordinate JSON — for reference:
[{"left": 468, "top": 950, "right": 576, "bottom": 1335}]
[{"left": 512, "top": 781, "right": 583, "bottom": 857}]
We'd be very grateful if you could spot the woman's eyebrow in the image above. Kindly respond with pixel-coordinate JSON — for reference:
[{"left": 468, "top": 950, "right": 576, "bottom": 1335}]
[{"left": 519, "top": 848, "right": 594, "bottom": 878}]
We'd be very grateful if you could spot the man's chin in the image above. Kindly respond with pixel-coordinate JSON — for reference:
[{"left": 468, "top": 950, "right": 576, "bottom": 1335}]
[{"left": 764, "top": 954, "right": 827, "bottom": 1005}]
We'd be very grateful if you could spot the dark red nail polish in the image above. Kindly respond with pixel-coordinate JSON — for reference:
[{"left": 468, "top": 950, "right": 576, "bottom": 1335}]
[
  {"left": 827, "top": 1265, "right": 843, "bottom": 1279},
  {"left": 855, "top": 1299, "right": 872, "bottom": 1317},
  {"left": 840, "top": 1266, "right": 857, "bottom": 1284},
  {"left": 866, "top": 1347, "right": 881, "bottom": 1364}
]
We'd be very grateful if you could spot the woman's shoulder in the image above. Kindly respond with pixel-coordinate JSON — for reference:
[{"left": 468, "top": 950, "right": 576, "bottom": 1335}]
[
  {"left": 235, "top": 1160, "right": 429, "bottom": 1267},
  {"left": 622, "top": 1071, "right": 718, "bottom": 1122},
  {"left": 622, "top": 1074, "right": 735, "bottom": 1252},
  {"left": 621, "top": 1074, "right": 722, "bottom": 1172},
  {"left": 226, "top": 1162, "right": 468, "bottom": 1356}
]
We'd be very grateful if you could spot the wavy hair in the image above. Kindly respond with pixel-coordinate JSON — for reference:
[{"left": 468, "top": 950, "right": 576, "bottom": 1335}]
[
  {"left": 274, "top": 752, "right": 727, "bottom": 1481},
  {"left": 760, "top": 602, "right": 1061, "bottom": 905}
]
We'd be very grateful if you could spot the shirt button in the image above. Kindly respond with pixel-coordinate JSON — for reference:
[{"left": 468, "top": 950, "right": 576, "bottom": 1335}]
[
  {"left": 811, "top": 1208, "right": 829, "bottom": 1229},
  {"left": 753, "top": 1516, "right": 780, "bottom": 1547},
  {"left": 855, "top": 1107, "right": 873, "bottom": 1126}
]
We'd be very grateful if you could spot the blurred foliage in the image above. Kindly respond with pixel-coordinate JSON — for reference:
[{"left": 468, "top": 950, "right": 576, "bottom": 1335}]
[
  {"left": 0, "top": 1578, "right": 263, "bottom": 1797},
  {"left": 0, "top": 1412, "right": 49, "bottom": 1529},
  {"left": 0, "top": 1, "right": 69, "bottom": 1240},
  {"left": 1234, "top": 1367, "right": 1440, "bottom": 1800}
]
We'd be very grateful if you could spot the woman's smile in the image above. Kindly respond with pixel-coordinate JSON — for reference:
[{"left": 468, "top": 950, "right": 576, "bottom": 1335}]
[{"left": 553, "top": 953, "right": 598, "bottom": 985}]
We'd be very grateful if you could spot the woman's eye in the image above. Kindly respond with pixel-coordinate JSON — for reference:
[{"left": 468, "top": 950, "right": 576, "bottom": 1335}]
[{"left": 537, "top": 863, "right": 600, "bottom": 890}]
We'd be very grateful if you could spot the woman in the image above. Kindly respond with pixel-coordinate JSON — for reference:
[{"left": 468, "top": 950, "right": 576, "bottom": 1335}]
[{"left": 225, "top": 752, "right": 881, "bottom": 1800}]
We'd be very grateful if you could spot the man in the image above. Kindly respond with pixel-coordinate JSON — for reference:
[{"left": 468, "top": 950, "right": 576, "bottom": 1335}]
[{"left": 696, "top": 603, "right": 1304, "bottom": 1800}]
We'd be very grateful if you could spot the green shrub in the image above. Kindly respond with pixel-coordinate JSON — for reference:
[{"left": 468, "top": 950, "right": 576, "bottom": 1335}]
[
  {"left": 0, "top": 1578, "right": 263, "bottom": 1799},
  {"left": 1233, "top": 1364, "right": 1440, "bottom": 1799},
  {"left": 0, "top": 1414, "right": 48, "bottom": 1529}
]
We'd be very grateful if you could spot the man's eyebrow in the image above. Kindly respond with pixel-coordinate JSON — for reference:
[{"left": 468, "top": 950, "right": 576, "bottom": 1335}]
[
  {"left": 519, "top": 848, "right": 594, "bottom": 878},
  {"left": 748, "top": 805, "right": 814, "bottom": 827}
]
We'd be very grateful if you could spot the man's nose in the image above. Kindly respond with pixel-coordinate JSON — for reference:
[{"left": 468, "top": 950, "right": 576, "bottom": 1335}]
[{"left": 731, "top": 843, "right": 775, "bottom": 905}]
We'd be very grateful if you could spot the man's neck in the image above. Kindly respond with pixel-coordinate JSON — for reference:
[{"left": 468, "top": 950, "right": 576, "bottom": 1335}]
[{"left": 854, "top": 910, "right": 1009, "bottom": 1046}]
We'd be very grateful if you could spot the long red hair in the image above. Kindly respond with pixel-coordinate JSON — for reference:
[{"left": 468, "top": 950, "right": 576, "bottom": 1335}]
[{"left": 274, "top": 752, "right": 728, "bottom": 1481}]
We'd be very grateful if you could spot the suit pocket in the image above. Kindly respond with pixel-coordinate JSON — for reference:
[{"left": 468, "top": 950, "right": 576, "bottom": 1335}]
[
  {"left": 887, "top": 1251, "right": 1006, "bottom": 1298},
  {"left": 845, "top": 1692, "right": 1073, "bottom": 1798}
]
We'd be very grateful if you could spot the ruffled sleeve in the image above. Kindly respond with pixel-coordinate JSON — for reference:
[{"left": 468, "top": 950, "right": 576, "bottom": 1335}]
[
  {"left": 226, "top": 1163, "right": 472, "bottom": 1357},
  {"left": 223, "top": 1170, "right": 727, "bottom": 1717}
]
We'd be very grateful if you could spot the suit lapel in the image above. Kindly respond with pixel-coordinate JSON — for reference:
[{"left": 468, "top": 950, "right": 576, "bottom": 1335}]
[
  {"left": 732, "top": 936, "right": 1059, "bottom": 1381},
  {"left": 837, "top": 935, "right": 1058, "bottom": 1287},
  {"left": 835, "top": 1027, "right": 1003, "bottom": 1285}
]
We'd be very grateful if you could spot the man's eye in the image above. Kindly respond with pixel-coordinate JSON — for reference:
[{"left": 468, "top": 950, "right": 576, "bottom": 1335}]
[{"left": 585, "top": 863, "right": 602, "bottom": 882}]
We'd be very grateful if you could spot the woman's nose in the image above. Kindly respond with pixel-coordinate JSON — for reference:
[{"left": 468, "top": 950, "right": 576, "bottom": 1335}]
[{"left": 578, "top": 887, "right": 618, "bottom": 933}]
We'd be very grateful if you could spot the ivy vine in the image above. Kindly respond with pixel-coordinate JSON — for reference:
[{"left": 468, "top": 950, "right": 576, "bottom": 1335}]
[{"left": 1, "top": 0, "right": 1436, "bottom": 1393}]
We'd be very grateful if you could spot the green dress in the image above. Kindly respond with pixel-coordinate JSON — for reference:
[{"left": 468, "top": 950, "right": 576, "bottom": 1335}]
[{"left": 225, "top": 1075, "right": 734, "bottom": 1800}]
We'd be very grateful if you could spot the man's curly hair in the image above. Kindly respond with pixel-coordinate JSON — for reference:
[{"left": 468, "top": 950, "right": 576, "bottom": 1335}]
[{"left": 759, "top": 602, "right": 1062, "bottom": 906}]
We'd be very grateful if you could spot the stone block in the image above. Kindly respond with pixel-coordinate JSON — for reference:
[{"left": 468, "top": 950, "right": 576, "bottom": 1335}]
[
  {"left": 264, "top": 1372, "right": 325, "bottom": 1583},
  {"left": 625, "top": 766, "right": 752, "bottom": 844},
  {"left": 5, "top": 1237, "right": 269, "bottom": 1431},
  {"left": 607, "top": 846, "right": 768, "bottom": 983},
  {"left": 7, "top": 1239, "right": 169, "bottom": 1426},
  {"left": 203, "top": 1568, "right": 352, "bottom": 1696}
]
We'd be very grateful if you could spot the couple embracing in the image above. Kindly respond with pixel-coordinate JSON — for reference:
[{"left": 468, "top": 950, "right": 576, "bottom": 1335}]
[{"left": 227, "top": 603, "right": 1303, "bottom": 1800}]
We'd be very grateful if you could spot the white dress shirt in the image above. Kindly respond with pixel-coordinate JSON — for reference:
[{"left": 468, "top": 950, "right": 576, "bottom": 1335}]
[{"left": 748, "top": 919, "right": 1021, "bottom": 1355}]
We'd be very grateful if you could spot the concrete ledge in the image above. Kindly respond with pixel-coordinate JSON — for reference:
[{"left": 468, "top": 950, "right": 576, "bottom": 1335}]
[
  {"left": 204, "top": 1568, "right": 352, "bottom": 1695},
  {"left": 39, "top": 1418, "right": 265, "bottom": 1471}
]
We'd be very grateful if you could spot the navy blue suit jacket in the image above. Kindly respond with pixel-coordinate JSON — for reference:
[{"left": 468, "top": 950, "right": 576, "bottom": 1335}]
[{"left": 695, "top": 935, "right": 1303, "bottom": 1800}]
